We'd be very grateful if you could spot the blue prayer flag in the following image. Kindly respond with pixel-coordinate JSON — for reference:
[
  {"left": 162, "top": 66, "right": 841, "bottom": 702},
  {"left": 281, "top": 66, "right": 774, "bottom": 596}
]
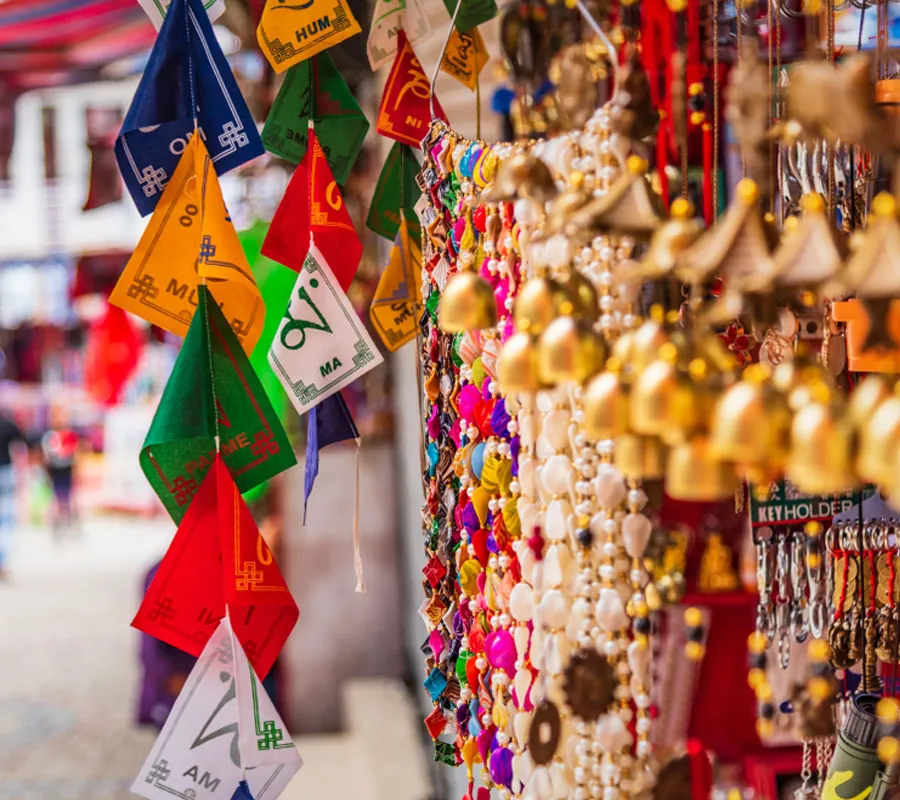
[
  {"left": 116, "top": 0, "right": 263, "bottom": 216},
  {"left": 303, "top": 391, "right": 359, "bottom": 521},
  {"left": 231, "top": 780, "right": 255, "bottom": 800}
]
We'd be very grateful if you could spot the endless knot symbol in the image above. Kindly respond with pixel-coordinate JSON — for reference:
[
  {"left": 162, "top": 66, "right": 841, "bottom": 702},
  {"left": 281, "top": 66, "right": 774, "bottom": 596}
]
[
  {"left": 236, "top": 561, "right": 264, "bottom": 591},
  {"left": 146, "top": 759, "right": 171, "bottom": 784},
  {"left": 171, "top": 475, "right": 198, "bottom": 507},
  {"left": 127, "top": 274, "right": 159, "bottom": 301},
  {"left": 140, "top": 165, "right": 168, "bottom": 198},
  {"left": 257, "top": 720, "right": 285, "bottom": 750},
  {"left": 149, "top": 596, "right": 177, "bottom": 623},
  {"left": 198, "top": 236, "right": 217, "bottom": 264},
  {"left": 218, "top": 122, "right": 249, "bottom": 153},
  {"left": 250, "top": 430, "right": 279, "bottom": 458}
]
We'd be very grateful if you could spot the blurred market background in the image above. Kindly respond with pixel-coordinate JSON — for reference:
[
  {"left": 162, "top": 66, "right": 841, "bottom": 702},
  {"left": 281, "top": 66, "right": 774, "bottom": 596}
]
[{"left": 0, "top": 1, "right": 496, "bottom": 798}]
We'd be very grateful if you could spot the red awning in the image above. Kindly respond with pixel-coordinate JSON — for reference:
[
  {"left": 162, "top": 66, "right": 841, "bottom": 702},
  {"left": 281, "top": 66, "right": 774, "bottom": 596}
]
[{"left": 0, "top": 0, "right": 158, "bottom": 91}]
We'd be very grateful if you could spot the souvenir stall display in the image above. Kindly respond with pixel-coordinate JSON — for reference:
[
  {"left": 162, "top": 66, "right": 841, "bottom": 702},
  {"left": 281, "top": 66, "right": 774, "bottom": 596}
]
[{"left": 76, "top": 0, "right": 900, "bottom": 795}]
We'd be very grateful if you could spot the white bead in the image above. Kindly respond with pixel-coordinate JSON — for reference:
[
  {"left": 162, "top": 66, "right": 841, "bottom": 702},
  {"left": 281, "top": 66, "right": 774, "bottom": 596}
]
[
  {"left": 515, "top": 625, "right": 530, "bottom": 658},
  {"left": 542, "top": 454, "right": 572, "bottom": 496},
  {"left": 595, "top": 587, "right": 629, "bottom": 632},
  {"left": 636, "top": 740, "right": 651, "bottom": 758},
  {"left": 627, "top": 488, "right": 648, "bottom": 510},
  {"left": 510, "top": 583, "right": 535, "bottom": 622},
  {"left": 619, "top": 706, "right": 634, "bottom": 722},
  {"left": 489, "top": 556, "right": 499, "bottom": 570},
  {"left": 603, "top": 639, "right": 618, "bottom": 657},
  {"left": 596, "top": 714, "right": 630, "bottom": 752},
  {"left": 593, "top": 464, "right": 626, "bottom": 507},
  {"left": 510, "top": 480, "right": 521, "bottom": 494},
  {"left": 499, "top": 613, "right": 512, "bottom": 627},
  {"left": 599, "top": 564, "right": 615, "bottom": 582},
  {"left": 539, "top": 589, "right": 570, "bottom": 629},
  {"left": 622, "top": 513, "right": 652, "bottom": 559},
  {"left": 636, "top": 717, "right": 652, "bottom": 734},
  {"left": 476, "top": 657, "right": 487, "bottom": 670},
  {"left": 635, "top": 693, "right": 651, "bottom": 709},
  {"left": 602, "top": 542, "right": 617, "bottom": 558},
  {"left": 498, "top": 442, "right": 510, "bottom": 457},
  {"left": 489, "top": 499, "right": 500, "bottom": 513},
  {"left": 497, "top": 732, "right": 509, "bottom": 746}
]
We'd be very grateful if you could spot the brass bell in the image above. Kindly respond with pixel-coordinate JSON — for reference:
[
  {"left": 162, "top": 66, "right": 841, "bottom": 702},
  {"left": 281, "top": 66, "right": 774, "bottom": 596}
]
[
  {"left": 480, "top": 151, "right": 559, "bottom": 204},
  {"left": 848, "top": 375, "right": 892, "bottom": 428},
  {"left": 537, "top": 316, "right": 607, "bottom": 385},
  {"left": 665, "top": 437, "right": 739, "bottom": 501},
  {"left": 787, "top": 393, "right": 858, "bottom": 495},
  {"left": 629, "top": 305, "right": 672, "bottom": 373},
  {"left": 663, "top": 358, "right": 717, "bottom": 446},
  {"left": 582, "top": 364, "right": 629, "bottom": 441},
  {"left": 630, "top": 342, "right": 679, "bottom": 437},
  {"left": 857, "top": 394, "right": 900, "bottom": 486},
  {"left": 497, "top": 332, "right": 541, "bottom": 394},
  {"left": 438, "top": 271, "right": 499, "bottom": 333},
  {"left": 615, "top": 432, "right": 666, "bottom": 481},
  {"left": 513, "top": 276, "right": 573, "bottom": 335},
  {"left": 710, "top": 366, "right": 792, "bottom": 477},
  {"left": 560, "top": 271, "right": 599, "bottom": 322}
]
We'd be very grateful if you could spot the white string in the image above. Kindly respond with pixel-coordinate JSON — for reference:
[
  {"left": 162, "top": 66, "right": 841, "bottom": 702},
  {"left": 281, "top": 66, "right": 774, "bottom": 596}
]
[
  {"left": 575, "top": 0, "right": 620, "bottom": 95},
  {"left": 353, "top": 440, "right": 365, "bottom": 593},
  {"left": 429, "top": 0, "right": 466, "bottom": 121}
]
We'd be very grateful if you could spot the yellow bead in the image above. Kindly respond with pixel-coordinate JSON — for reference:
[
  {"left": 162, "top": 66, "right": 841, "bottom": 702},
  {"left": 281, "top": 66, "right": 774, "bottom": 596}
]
[
  {"left": 737, "top": 179, "right": 758, "bottom": 205},
  {"left": 690, "top": 111, "right": 706, "bottom": 126},
  {"left": 880, "top": 737, "right": 900, "bottom": 765},
  {"left": 807, "top": 552, "right": 822, "bottom": 569},
  {"left": 806, "top": 520, "right": 823, "bottom": 538},
  {"left": 670, "top": 198, "right": 694, "bottom": 220},
  {"left": 808, "top": 677, "right": 833, "bottom": 702},
  {"left": 756, "top": 682, "right": 773, "bottom": 703},
  {"left": 756, "top": 718, "right": 774, "bottom": 739},
  {"left": 626, "top": 155, "right": 650, "bottom": 175},
  {"left": 873, "top": 192, "right": 896, "bottom": 218},
  {"left": 688, "top": 82, "right": 704, "bottom": 96},
  {"left": 686, "top": 641, "right": 705, "bottom": 661},
  {"left": 747, "top": 668, "right": 766, "bottom": 690},
  {"left": 747, "top": 631, "right": 767, "bottom": 654},
  {"left": 807, "top": 639, "right": 831, "bottom": 663},
  {"left": 801, "top": 193, "right": 825, "bottom": 213},
  {"left": 684, "top": 606, "right": 703, "bottom": 628},
  {"left": 878, "top": 698, "right": 900, "bottom": 725}
]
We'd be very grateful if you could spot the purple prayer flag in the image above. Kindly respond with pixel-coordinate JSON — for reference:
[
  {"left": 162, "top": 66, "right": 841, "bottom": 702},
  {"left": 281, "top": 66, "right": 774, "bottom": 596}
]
[{"left": 303, "top": 391, "right": 359, "bottom": 522}]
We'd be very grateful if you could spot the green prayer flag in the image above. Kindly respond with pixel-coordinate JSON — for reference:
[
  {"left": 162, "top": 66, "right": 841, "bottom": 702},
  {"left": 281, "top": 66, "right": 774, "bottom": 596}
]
[
  {"left": 441, "top": 0, "right": 496, "bottom": 31},
  {"left": 262, "top": 52, "right": 369, "bottom": 185},
  {"left": 366, "top": 142, "right": 422, "bottom": 241},
  {"left": 141, "top": 285, "right": 296, "bottom": 523}
]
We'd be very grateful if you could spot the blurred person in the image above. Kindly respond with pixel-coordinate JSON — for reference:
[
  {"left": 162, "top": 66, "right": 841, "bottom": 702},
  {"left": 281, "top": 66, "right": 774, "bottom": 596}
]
[
  {"left": 0, "top": 409, "right": 26, "bottom": 578},
  {"left": 41, "top": 405, "right": 80, "bottom": 541}
]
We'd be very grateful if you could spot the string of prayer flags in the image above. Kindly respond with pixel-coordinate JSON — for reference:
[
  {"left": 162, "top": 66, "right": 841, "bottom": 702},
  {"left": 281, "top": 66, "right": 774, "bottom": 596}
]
[
  {"left": 133, "top": 456, "right": 299, "bottom": 680},
  {"left": 304, "top": 390, "right": 358, "bottom": 522},
  {"left": 369, "top": 218, "right": 423, "bottom": 352},
  {"left": 132, "top": 619, "right": 302, "bottom": 800},
  {"left": 257, "top": 0, "right": 361, "bottom": 74},
  {"left": 140, "top": 286, "right": 295, "bottom": 524},
  {"left": 441, "top": 0, "right": 497, "bottom": 31},
  {"left": 261, "top": 53, "right": 369, "bottom": 185},
  {"left": 303, "top": 391, "right": 365, "bottom": 591},
  {"left": 268, "top": 246, "right": 384, "bottom": 418},
  {"left": 366, "top": 142, "right": 422, "bottom": 241},
  {"left": 262, "top": 130, "right": 362, "bottom": 291},
  {"left": 138, "top": 0, "right": 225, "bottom": 30},
  {"left": 116, "top": 0, "right": 262, "bottom": 216},
  {"left": 440, "top": 27, "right": 490, "bottom": 91},
  {"left": 110, "top": 136, "right": 266, "bottom": 353},
  {"left": 367, "top": 0, "right": 433, "bottom": 70},
  {"left": 377, "top": 30, "right": 449, "bottom": 147}
]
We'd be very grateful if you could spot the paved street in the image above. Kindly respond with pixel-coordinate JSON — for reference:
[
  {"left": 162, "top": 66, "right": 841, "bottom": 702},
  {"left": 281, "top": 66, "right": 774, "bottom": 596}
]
[{"left": 0, "top": 515, "right": 173, "bottom": 800}]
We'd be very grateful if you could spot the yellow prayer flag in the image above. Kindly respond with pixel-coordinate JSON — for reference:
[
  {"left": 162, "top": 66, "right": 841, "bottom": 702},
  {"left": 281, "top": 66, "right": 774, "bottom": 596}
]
[
  {"left": 257, "top": 0, "right": 362, "bottom": 73},
  {"left": 440, "top": 27, "right": 489, "bottom": 91},
  {"left": 110, "top": 136, "right": 264, "bottom": 354},
  {"left": 369, "top": 218, "right": 422, "bottom": 352}
]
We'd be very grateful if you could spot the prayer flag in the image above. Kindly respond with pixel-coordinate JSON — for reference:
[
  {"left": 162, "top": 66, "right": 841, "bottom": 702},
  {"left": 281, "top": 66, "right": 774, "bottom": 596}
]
[
  {"left": 441, "top": 0, "right": 497, "bottom": 31},
  {"left": 366, "top": 142, "right": 422, "bottom": 241},
  {"left": 117, "top": 0, "right": 263, "bottom": 216},
  {"left": 304, "top": 390, "right": 358, "bottom": 522},
  {"left": 440, "top": 27, "right": 489, "bottom": 91},
  {"left": 138, "top": 0, "right": 225, "bottom": 29},
  {"left": 262, "top": 53, "right": 369, "bottom": 184},
  {"left": 140, "top": 285, "right": 295, "bottom": 523},
  {"left": 367, "top": 0, "right": 432, "bottom": 70},
  {"left": 369, "top": 218, "right": 422, "bottom": 352},
  {"left": 110, "top": 136, "right": 266, "bottom": 354}
]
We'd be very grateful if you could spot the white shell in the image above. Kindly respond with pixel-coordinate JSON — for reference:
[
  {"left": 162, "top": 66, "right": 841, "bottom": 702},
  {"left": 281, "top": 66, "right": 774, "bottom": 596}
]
[
  {"left": 515, "top": 623, "right": 531, "bottom": 658},
  {"left": 628, "top": 640, "right": 651, "bottom": 682},
  {"left": 510, "top": 583, "right": 535, "bottom": 622},
  {"left": 622, "top": 513, "right": 652, "bottom": 559},
  {"left": 542, "top": 454, "right": 572, "bottom": 497},
  {"left": 519, "top": 456, "right": 538, "bottom": 498},
  {"left": 530, "top": 626, "right": 545, "bottom": 667},
  {"left": 518, "top": 501, "right": 539, "bottom": 536},
  {"left": 514, "top": 709, "right": 532, "bottom": 745},
  {"left": 543, "top": 543, "right": 573, "bottom": 588},
  {"left": 544, "top": 632, "right": 571, "bottom": 675},
  {"left": 545, "top": 499, "right": 572, "bottom": 541},
  {"left": 596, "top": 713, "right": 632, "bottom": 752},
  {"left": 593, "top": 463, "right": 627, "bottom": 508},
  {"left": 519, "top": 546, "right": 537, "bottom": 583},
  {"left": 520, "top": 413, "right": 540, "bottom": 449},
  {"left": 515, "top": 668, "right": 533, "bottom": 705},
  {"left": 514, "top": 750, "right": 535, "bottom": 788},
  {"left": 538, "top": 589, "right": 570, "bottom": 629},
  {"left": 550, "top": 760, "right": 572, "bottom": 799},
  {"left": 536, "top": 432, "right": 555, "bottom": 461},
  {"left": 544, "top": 408, "right": 572, "bottom": 450},
  {"left": 530, "top": 766, "right": 554, "bottom": 800},
  {"left": 515, "top": 198, "right": 543, "bottom": 226},
  {"left": 595, "top": 587, "right": 629, "bottom": 632}
]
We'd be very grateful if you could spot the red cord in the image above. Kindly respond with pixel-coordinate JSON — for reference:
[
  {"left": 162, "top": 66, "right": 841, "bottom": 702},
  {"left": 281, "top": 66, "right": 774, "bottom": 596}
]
[
  {"left": 702, "top": 122, "right": 713, "bottom": 225},
  {"left": 869, "top": 551, "right": 877, "bottom": 613},
  {"left": 835, "top": 549, "right": 848, "bottom": 622}
]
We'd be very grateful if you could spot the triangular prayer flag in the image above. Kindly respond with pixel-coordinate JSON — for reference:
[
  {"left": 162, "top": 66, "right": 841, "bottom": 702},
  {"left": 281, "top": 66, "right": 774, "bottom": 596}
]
[
  {"left": 441, "top": 0, "right": 497, "bottom": 31},
  {"left": 84, "top": 303, "right": 144, "bottom": 407},
  {"left": 257, "top": 0, "right": 362, "bottom": 74},
  {"left": 369, "top": 218, "right": 422, "bottom": 352},
  {"left": 138, "top": 0, "right": 225, "bottom": 29},
  {"left": 261, "top": 130, "right": 361, "bottom": 291},
  {"left": 110, "top": 136, "right": 266, "bottom": 353},
  {"left": 377, "top": 30, "right": 448, "bottom": 147},
  {"left": 140, "top": 285, "right": 296, "bottom": 523},
  {"left": 304, "top": 390, "right": 358, "bottom": 521},
  {"left": 441, "top": 27, "right": 490, "bottom": 91},
  {"left": 268, "top": 245, "right": 383, "bottom": 417},
  {"left": 367, "top": 0, "right": 433, "bottom": 70},
  {"left": 132, "top": 619, "right": 301, "bottom": 800},
  {"left": 366, "top": 142, "right": 422, "bottom": 241},
  {"left": 116, "top": 0, "right": 263, "bottom": 216},
  {"left": 262, "top": 53, "right": 369, "bottom": 184},
  {"left": 133, "top": 457, "right": 298, "bottom": 678}
]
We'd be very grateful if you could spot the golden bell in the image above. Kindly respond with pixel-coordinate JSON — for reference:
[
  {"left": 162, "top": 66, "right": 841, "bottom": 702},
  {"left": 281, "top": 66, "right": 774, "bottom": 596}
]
[
  {"left": 583, "top": 367, "right": 630, "bottom": 441},
  {"left": 513, "top": 276, "right": 572, "bottom": 335},
  {"left": 561, "top": 271, "right": 599, "bottom": 321},
  {"left": 663, "top": 358, "right": 718, "bottom": 446},
  {"left": 630, "top": 343, "right": 679, "bottom": 437},
  {"left": 497, "top": 332, "right": 541, "bottom": 394},
  {"left": 858, "top": 396, "right": 900, "bottom": 485},
  {"left": 537, "top": 316, "right": 607, "bottom": 385},
  {"left": 787, "top": 400, "right": 858, "bottom": 495},
  {"left": 615, "top": 432, "right": 666, "bottom": 480},
  {"left": 629, "top": 306, "right": 671, "bottom": 372},
  {"left": 665, "top": 437, "right": 739, "bottom": 501},
  {"left": 849, "top": 375, "right": 892, "bottom": 428},
  {"left": 710, "top": 368, "right": 791, "bottom": 474},
  {"left": 438, "top": 271, "right": 499, "bottom": 333}
]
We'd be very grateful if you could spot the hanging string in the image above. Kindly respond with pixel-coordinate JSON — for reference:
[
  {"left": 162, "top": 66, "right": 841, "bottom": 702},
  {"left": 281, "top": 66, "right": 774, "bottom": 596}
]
[
  {"left": 430, "top": 0, "right": 465, "bottom": 121},
  {"left": 184, "top": 0, "right": 199, "bottom": 132},
  {"left": 713, "top": 0, "right": 720, "bottom": 223},
  {"left": 736, "top": 0, "right": 746, "bottom": 179},
  {"left": 767, "top": 0, "right": 774, "bottom": 211},
  {"left": 475, "top": 67, "right": 482, "bottom": 142},
  {"left": 775, "top": 0, "right": 783, "bottom": 224}
]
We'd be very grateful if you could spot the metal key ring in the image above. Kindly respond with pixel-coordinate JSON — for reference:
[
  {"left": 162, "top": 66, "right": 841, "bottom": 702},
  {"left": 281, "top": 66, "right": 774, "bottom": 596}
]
[
  {"left": 778, "top": 627, "right": 792, "bottom": 669},
  {"left": 810, "top": 599, "right": 827, "bottom": 639}
]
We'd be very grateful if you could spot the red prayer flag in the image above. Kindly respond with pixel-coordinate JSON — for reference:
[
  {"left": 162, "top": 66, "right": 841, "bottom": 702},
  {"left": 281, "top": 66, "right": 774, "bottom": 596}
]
[
  {"left": 377, "top": 30, "right": 448, "bottom": 148},
  {"left": 83, "top": 302, "right": 144, "bottom": 406},
  {"left": 261, "top": 129, "right": 361, "bottom": 291},
  {"left": 133, "top": 456, "right": 298, "bottom": 678}
]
